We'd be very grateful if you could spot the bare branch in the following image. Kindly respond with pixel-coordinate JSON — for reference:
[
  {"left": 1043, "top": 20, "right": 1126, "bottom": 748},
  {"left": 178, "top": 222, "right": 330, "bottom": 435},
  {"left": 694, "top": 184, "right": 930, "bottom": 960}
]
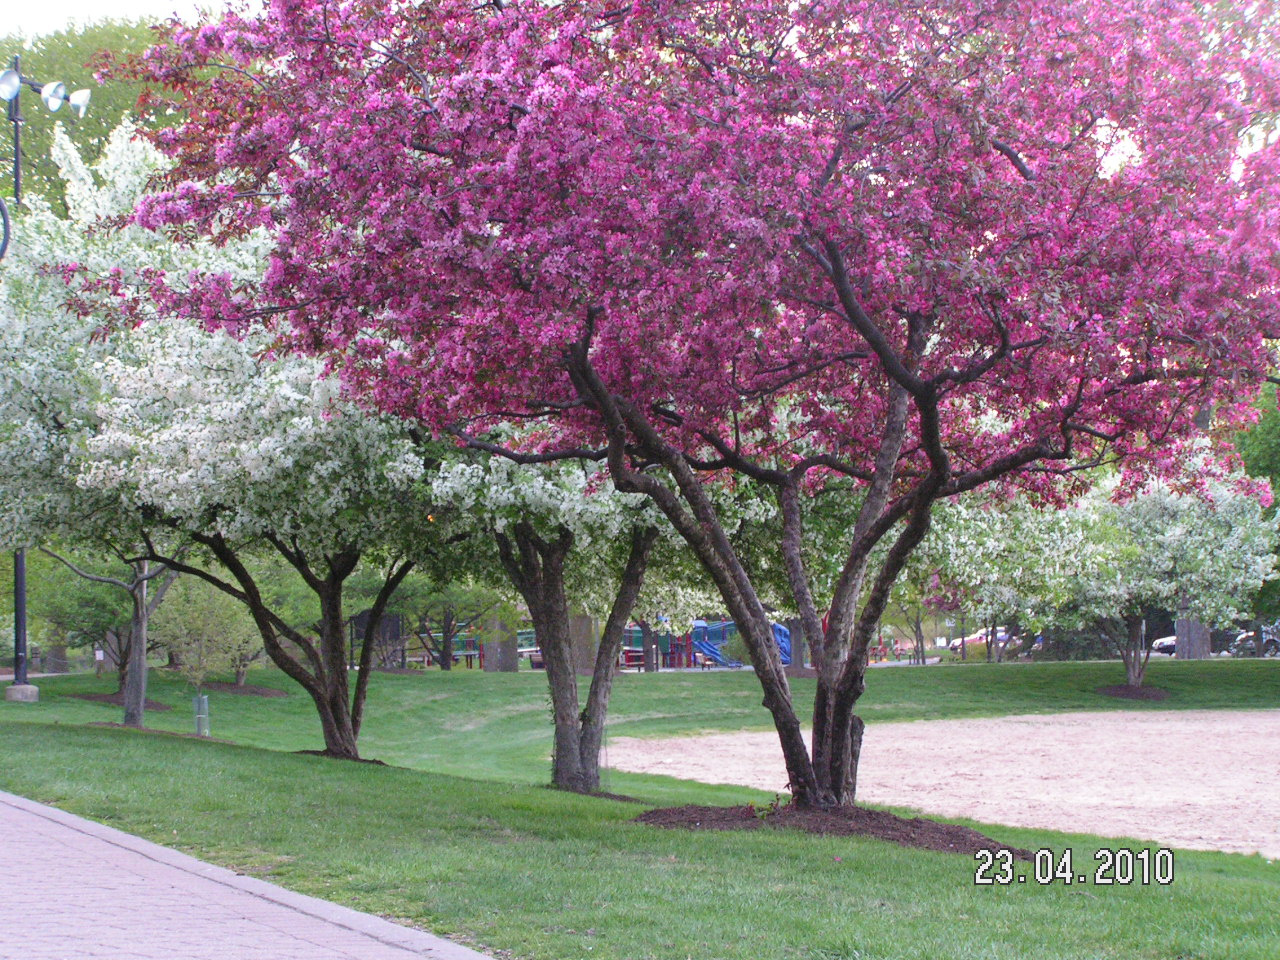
[
  {"left": 992, "top": 139, "right": 1035, "bottom": 181},
  {"left": 38, "top": 546, "right": 150, "bottom": 593}
]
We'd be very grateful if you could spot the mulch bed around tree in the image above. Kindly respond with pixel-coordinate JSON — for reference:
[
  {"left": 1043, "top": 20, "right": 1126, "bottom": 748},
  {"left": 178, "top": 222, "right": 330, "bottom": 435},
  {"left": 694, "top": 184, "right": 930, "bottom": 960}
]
[
  {"left": 1098, "top": 684, "right": 1170, "bottom": 701},
  {"left": 200, "top": 681, "right": 289, "bottom": 698},
  {"left": 70, "top": 692, "right": 173, "bottom": 712},
  {"left": 636, "top": 803, "right": 1032, "bottom": 859}
]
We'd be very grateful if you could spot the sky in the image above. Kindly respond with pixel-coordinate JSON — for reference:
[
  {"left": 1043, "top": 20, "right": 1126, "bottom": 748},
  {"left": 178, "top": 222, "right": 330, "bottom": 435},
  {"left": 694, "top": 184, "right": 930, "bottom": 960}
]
[{"left": 6, "top": 1, "right": 242, "bottom": 39}]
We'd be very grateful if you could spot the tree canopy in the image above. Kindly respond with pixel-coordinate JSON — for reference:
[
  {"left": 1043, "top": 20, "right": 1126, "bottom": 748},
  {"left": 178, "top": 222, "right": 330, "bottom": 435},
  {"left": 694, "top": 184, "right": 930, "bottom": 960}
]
[{"left": 119, "top": 0, "right": 1280, "bottom": 806}]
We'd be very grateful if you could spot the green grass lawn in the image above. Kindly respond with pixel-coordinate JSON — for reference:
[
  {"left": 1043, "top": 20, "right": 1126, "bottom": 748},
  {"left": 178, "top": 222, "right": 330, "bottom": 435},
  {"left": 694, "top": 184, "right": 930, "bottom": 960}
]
[
  {"left": 5, "top": 658, "right": 1277, "bottom": 796},
  {"left": 0, "top": 659, "right": 1277, "bottom": 959}
]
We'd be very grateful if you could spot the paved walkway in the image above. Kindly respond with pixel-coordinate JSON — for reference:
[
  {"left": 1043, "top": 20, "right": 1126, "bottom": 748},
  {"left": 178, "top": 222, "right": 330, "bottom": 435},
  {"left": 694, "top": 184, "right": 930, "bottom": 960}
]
[{"left": 0, "top": 791, "right": 491, "bottom": 960}]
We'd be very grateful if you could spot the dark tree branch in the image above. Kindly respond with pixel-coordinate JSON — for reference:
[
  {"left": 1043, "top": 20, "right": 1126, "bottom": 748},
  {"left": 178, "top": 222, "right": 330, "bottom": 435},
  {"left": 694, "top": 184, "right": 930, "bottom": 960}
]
[{"left": 992, "top": 139, "right": 1036, "bottom": 181}]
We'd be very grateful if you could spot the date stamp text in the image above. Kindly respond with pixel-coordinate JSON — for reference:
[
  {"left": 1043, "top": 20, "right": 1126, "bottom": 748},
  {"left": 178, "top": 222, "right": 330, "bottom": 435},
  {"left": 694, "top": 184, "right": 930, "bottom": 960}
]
[{"left": 974, "top": 847, "right": 1174, "bottom": 886}]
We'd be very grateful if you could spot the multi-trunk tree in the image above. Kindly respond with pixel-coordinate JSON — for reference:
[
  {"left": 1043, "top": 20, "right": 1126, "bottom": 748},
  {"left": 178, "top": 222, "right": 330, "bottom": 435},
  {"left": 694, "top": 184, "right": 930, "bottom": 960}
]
[
  {"left": 81, "top": 317, "right": 430, "bottom": 758},
  {"left": 431, "top": 455, "right": 668, "bottom": 793},
  {"left": 126, "top": 0, "right": 1280, "bottom": 806}
]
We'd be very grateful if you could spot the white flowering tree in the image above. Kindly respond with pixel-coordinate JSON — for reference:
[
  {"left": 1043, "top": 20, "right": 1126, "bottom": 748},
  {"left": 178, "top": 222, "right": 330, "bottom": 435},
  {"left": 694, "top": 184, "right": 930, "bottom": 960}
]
[
  {"left": 432, "top": 455, "right": 724, "bottom": 793},
  {"left": 1059, "top": 476, "right": 1276, "bottom": 687},
  {"left": 80, "top": 319, "right": 430, "bottom": 758},
  {"left": 926, "top": 495, "right": 1082, "bottom": 660},
  {"left": 929, "top": 472, "right": 1276, "bottom": 686},
  {"left": 0, "top": 124, "right": 429, "bottom": 753},
  {"left": 0, "top": 124, "right": 187, "bottom": 546},
  {"left": 0, "top": 123, "right": 230, "bottom": 724}
]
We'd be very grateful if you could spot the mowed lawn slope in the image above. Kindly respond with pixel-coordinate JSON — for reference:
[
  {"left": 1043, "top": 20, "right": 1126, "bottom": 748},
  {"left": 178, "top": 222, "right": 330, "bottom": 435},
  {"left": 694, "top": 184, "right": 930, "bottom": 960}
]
[
  {"left": 0, "top": 659, "right": 1277, "bottom": 960},
  {"left": 5, "top": 658, "right": 1278, "bottom": 791}
]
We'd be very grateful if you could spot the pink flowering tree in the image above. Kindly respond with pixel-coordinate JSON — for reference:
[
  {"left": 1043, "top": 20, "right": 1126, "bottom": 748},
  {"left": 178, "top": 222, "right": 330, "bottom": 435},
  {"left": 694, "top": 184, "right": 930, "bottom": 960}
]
[{"left": 119, "top": 0, "right": 1280, "bottom": 807}]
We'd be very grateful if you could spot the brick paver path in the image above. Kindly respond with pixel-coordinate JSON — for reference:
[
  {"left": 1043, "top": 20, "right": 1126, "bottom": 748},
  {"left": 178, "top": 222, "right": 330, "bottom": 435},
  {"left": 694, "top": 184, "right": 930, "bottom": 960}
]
[{"left": 0, "top": 791, "right": 490, "bottom": 960}]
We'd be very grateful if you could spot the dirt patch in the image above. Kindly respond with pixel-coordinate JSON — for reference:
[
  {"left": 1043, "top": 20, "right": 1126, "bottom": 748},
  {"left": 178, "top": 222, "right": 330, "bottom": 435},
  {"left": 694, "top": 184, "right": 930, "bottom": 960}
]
[
  {"left": 71, "top": 693, "right": 173, "bottom": 712},
  {"left": 200, "top": 682, "right": 288, "bottom": 698},
  {"left": 607, "top": 709, "right": 1280, "bottom": 858},
  {"left": 1097, "top": 684, "right": 1170, "bottom": 700},
  {"left": 637, "top": 803, "right": 1032, "bottom": 858}
]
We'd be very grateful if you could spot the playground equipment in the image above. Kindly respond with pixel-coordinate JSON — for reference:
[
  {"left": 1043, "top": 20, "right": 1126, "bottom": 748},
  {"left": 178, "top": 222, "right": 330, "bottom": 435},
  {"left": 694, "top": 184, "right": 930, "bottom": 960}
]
[
  {"left": 515, "top": 621, "right": 797, "bottom": 671},
  {"left": 618, "top": 627, "right": 696, "bottom": 668},
  {"left": 689, "top": 620, "right": 792, "bottom": 667}
]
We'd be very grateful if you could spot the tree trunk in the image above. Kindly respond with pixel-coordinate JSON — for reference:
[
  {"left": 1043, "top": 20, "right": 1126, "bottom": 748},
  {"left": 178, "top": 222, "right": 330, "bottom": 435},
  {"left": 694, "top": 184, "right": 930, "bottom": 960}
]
[
  {"left": 113, "top": 628, "right": 130, "bottom": 693},
  {"left": 912, "top": 609, "right": 926, "bottom": 665},
  {"left": 497, "top": 523, "right": 656, "bottom": 794},
  {"left": 576, "top": 527, "right": 658, "bottom": 790},
  {"left": 1176, "top": 616, "right": 1211, "bottom": 660},
  {"left": 311, "top": 577, "right": 361, "bottom": 758},
  {"left": 121, "top": 568, "right": 149, "bottom": 728},
  {"left": 145, "top": 534, "right": 415, "bottom": 762},
  {"left": 1120, "top": 615, "right": 1150, "bottom": 688},
  {"left": 542, "top": 607, "right": 589, "bottom": 790},
  {"left": 497, "top": 524, "right": 590, "bottom": 790},
  {"left": 99, "top": 629, "right": 118, "bottom": 678},
  {"left": 639, "top": 619, "right": 659, "bottom": 672},
  {"left": 278, "top": 592, "right": 360, "bottom": 759},
  {"left": 811, "top": 649, "right": 867, "bottom": 805}
]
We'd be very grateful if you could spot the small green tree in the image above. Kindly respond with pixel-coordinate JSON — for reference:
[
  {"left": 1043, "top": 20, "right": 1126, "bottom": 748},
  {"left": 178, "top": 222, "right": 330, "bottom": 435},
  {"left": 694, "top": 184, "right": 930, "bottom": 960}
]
[
  {"left": 150, "top": 576, "right": 262, "bottom": 688},
  {"left": 393, "top": 575, "right": 512, "bottom": 670},
  {"left": 1048, "top": 475, "right": 1274, "bottom": 687}
]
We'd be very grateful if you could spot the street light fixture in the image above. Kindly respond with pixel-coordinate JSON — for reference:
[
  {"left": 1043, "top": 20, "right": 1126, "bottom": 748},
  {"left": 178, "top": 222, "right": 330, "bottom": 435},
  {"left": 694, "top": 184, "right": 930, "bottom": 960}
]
[
  {"left": 0, "top": 55, "right": 93, "bottom": 219},
  {"left": 1, "top": 54, "right": 91, "bottom": 701}
]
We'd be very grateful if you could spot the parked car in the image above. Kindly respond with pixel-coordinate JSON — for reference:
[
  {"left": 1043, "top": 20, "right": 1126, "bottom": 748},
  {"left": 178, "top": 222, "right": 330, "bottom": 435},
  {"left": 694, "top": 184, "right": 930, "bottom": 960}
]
[
  {"left": 1150, "top": 630, "right": 1275, "bottom": 657},
  {"left": 1228, "top": 631, "right": 1280, "bottom": 657},
  {"left": 1149, "top": 635, "right": 1177, "bottom": 655}
]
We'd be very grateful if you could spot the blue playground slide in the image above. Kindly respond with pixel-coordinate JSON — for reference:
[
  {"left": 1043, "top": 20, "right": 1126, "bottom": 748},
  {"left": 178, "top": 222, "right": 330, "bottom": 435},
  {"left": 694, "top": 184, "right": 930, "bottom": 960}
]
[{"left": 691, "top": 620, "right": 791, "bottom": 667}]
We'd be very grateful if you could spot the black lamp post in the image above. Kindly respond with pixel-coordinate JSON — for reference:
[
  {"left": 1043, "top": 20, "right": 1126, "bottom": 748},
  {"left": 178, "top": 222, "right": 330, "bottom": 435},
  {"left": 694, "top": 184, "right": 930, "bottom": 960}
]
[{"left": 1, "top": 55, "right": 89, "bottom": 697}]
